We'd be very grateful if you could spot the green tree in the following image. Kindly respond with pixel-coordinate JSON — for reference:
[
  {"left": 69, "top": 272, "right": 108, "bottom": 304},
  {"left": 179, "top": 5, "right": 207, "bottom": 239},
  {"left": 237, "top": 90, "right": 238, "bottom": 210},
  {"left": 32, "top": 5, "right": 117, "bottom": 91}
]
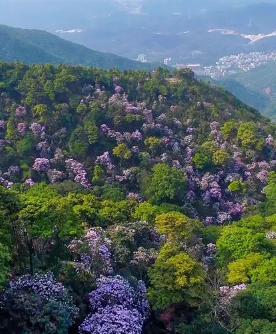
[
  {"left": 193, "top": 152, "right": 212, "bottom": 170},
  {"left": 0, "top": 243, "right": 10, "bottom": 288},
  {"left": 17, "top": 184, "right": 83, "bottom": 273},
  {"left": 228, "top": 253, "right": 267, "bottom": 284},
  {"left": 68, "top": 126, "right": 89, "bottom": 158},
  {"left": 145, "top": 163, "right": 185, "bottom": 204},
  {"left": 144, "top": 137, "right": 162, "bottom": 151},
  {"left": 212, "top": 150, "right": 230, "bottom": 166},
  {"left": 235, "top": 319, "right": 276, "bottom": 334},
  {"left": 133, "top": 202, "right": 162, "bottom": 224},
  {"left": 228, "top": 180, "right": 246, "bottom": 193},
  {"left": 155, "top": 212, "right": 202, "bottom": 244},
  {"left": 77, "top": 103, "right": 88, "bottom": 114},
  {"left": 220, "top": 120, "right": 237, "bottom": 138},
  {"left": 92, "top": 165, "right": 105, "bottom": 185},
  {"left": 113, "top": 143, "right": 132, "bottom": 160},
  {"left": 237, "top": 122, "right": 257, "bottom": 147},
  {"left": 148, "top": 243, "right": 205, "bottom": 309},
  {"left": 217, "top": 226, "right": 271, "bottom": 263}
]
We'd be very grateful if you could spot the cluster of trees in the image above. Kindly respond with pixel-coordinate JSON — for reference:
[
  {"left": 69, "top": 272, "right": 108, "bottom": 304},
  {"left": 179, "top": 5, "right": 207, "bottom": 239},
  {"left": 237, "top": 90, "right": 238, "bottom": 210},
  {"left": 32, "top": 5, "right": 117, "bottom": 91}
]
[{"left": 0, "top": 63, "right": 276, "bottom": 333}]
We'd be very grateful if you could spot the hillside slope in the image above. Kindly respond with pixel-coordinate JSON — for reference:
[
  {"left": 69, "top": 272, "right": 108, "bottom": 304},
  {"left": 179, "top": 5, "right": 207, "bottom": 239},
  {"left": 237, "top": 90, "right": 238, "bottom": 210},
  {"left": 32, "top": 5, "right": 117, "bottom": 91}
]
[
  {"left": 1, "top": 63, "right": 276, "bottom": 334},
  {"left": 0, "top": 25, "right": 161, "bottom": 70},
  {"left": 218, "top": 62, "right": 276, "bottom": 119},
  {"left": 0, "top": 62, "right": 273, "bottom": 222}
]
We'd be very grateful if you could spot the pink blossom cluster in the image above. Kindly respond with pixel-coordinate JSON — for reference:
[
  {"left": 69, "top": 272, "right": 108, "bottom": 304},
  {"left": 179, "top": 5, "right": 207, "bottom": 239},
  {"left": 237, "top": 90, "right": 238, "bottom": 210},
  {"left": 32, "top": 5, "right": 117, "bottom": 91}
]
[
  {"left": 30, "top": 123, "right": 45, "bottom": 137},
  {"left": 65, "top": 158, "right": 91, "bottom": 188},
  {"left": 15, "top": 106, "right": 27, "bottom": 117},
  {"left": 95, "top": 152, "right": 114, "bottom": 174},
  {"left": 33, "top": 158, "right": 51, "bottom": 173},
  {"left": 17, "top": 123, "right": 27, "bottom": 135},
  {"left": 219, "top": 284, "right": 247, "bottom": 304}
]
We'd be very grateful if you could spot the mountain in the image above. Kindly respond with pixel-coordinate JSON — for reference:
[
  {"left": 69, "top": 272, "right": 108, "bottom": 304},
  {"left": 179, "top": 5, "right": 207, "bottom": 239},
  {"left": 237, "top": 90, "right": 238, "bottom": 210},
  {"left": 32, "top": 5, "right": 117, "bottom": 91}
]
[
  {"left": 51, "top": 2, "right": 276, "bottom": 65},
  {"left": 216, "top": 62, "right": 276, "bottom": 119},
  {"left": 1, "top": 62, "right": 276, "bottom": 334},
  {"left": 0, "top": 25, "right": 161, "bottom": 70},
  {"left": 2, "top": 1, "right": 276, "bottom": 65},
  {"left": 0, "top": 62, "right": 271, "bottom": 219}
]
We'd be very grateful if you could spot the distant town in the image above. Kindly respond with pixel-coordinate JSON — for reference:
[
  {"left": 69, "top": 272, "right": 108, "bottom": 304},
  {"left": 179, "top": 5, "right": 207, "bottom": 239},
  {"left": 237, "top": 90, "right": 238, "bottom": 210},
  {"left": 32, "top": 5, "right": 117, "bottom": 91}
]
[{"left": 136, "top": 52, "right": 276, "bottom": 79}]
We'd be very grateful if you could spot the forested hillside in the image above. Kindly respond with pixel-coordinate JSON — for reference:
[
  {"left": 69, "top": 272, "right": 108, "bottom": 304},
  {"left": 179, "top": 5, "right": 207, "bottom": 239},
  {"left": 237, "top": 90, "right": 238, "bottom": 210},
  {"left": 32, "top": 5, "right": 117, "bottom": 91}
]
[
  {"left": 1, "top": 63, "right": 276, "bottom": 334},
  {"left": 0, "top": 25, "right": 160, "bottom": 71},
  {"left": 218, "top": 62, "right": 276, "bottom": 120}
]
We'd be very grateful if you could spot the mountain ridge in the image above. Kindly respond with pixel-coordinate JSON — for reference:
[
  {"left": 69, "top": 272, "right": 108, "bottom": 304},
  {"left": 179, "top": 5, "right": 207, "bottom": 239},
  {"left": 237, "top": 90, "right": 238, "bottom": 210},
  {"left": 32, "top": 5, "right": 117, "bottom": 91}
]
[{"left": 0, "top": 24, "right": 163, "bottom": 71}]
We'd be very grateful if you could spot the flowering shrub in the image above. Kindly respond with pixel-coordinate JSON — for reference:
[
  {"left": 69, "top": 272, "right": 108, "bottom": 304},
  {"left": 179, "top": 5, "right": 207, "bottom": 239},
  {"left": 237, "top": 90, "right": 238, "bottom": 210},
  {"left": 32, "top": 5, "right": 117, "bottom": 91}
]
[
  {"left": 33, "top": 158, "right": 50, "bottom": 172},
  {"left": 68, "top": 228, "right": 113, "bottom": 280},
  {"left": 1, "top": 273, "right": 78, "bottom": 334},
  {"left": 79, "top": 275, "right": 149, "bottom": 334}
]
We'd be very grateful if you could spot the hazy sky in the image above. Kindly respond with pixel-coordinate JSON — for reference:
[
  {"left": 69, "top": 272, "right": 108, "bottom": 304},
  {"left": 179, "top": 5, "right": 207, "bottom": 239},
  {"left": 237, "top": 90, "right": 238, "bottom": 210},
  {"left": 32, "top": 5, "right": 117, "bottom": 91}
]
[{"left": 0, "top": 0, "right": 275, "bottom": 31}]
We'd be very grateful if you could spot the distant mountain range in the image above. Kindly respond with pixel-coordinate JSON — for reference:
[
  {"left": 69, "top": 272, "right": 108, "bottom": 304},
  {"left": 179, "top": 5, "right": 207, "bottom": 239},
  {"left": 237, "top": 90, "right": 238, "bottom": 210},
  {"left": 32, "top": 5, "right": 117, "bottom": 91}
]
[
  {"left": 2, "top": 1, "right": 276, "bottom": 66},
  {"left": 50, "top": 2, "right": 276, "bottom": 65},
  {"left": 0, "top": 25, "right": 161, "bottom": 71}
]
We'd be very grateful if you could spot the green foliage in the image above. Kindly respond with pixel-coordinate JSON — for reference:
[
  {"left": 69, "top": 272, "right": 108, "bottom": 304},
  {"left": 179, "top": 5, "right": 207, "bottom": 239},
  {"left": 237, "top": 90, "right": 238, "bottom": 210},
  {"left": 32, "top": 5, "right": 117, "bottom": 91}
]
[
  {"left": 235, "top": 319, "right": 276, "bottom": 334},
  {"left": 77, "top": 104, "right": 88, "bottom": 114},
  {"left": 220, "top": 120, "right": 237, "bottom": 138},
  {"left": 92, "top": 165, "right": 105, "bottom": 185},
  {"left": 145, "top": 163, "right": 185, "bottom": 204},
  {"left": 212, "top": 150, "right": 231, "bottom": 166},
  {"left": 155, "top": 212, "right": 202, "bottom": 244},
  {"left": 85, "top": 121, "right": 99, "bottom": 145},
  {"left": 235, "top": 215, "right": 272, "bottom": 232},
  {"left": 148, "top": 243, "right": 205, "bottom": 310},
  {"left": 32, "top": 104, "right": 48, "bottom": 122},
  {"left": 100, "top": 185, "right": 125, "bottom": 201},
  {"left": 19, "top": 184, "right": 82, "bottom": 239},
  {"left": 113, "top": 143, "right": 132, "bottom": 160},
  {"left": 228, "top": 180, "right": 246, "bottom": 193},
  {"left": 0, "top": 243, "right": 10, "bottom": 287},
  {"left": 97, "top": 200, "right": 136, "bottom": 227},
  {"left": 228, "top": 253, "right": 267, "bottom": 284},
  {"left": 193, "top": 152, "right": 212, "bottom": 170},
  {"left": 237, "top": 122, "right": 257, "bottom": 147},
  {"left": 216, "top": 226, "right": 271, "bottom": 263},
  {"left": 16, "top": 133, "right": 35, "bottom": 156},
  {"left": 69, "top": 127, "right": 89, "bottom": 158},
  {"left": 133, "top": 202, "right": 162, "bottom": 224},
  {"left": 144, "top": 137, "right": 162, "bottom": 151}
]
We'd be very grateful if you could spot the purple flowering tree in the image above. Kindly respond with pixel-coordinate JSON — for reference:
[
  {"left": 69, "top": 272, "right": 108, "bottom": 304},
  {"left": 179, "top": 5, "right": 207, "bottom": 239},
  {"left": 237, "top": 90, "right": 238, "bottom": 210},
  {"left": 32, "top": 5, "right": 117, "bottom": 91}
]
[
  {"left": 65, "top": 158, "right": 91, "bottom": 188},
  {"left": 15, "top": 106, "right": 27, "bottom": 117},
  {"left": 79, "top": 275, "right": 150, "bottom": 334},
  {"left": 1, "top": 273, "right": 78, "bottom": 334},
  {"left": 17, "top": 122, "right": 27, "bottom": 135},
  {"left": 68, "top": 227, "right": 113, "bottom": 280},
  {"left": 33, "top": 158, "right": 50, "bottom": 173}
]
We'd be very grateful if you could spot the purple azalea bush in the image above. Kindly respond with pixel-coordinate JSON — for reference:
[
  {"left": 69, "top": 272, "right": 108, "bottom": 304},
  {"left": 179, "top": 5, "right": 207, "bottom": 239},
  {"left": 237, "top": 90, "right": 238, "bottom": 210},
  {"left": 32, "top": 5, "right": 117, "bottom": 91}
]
[
  {"left": 1, "top": 273, "right": 78, "bottom": 334},
  {"left": 79, "top": 275, "right": 150, "bottom": 334}
]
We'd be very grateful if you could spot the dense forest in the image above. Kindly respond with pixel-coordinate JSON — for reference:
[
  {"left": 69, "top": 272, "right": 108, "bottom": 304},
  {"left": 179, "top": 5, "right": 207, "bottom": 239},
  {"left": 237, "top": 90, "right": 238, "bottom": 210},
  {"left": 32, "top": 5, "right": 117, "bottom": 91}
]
[{"left": 1, "top": 63, "right": 276, "bottom": 334}]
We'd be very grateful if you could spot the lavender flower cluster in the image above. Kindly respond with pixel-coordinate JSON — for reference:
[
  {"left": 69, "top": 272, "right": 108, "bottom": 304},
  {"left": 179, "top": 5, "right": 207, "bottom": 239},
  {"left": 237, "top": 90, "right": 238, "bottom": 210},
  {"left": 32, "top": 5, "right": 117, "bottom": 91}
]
[
  {"left": 6, "top": 273, "right": 67, "bottom": 301},
  {"left": 79, "top": 275, "right": 150, "bottom": 334},
  {"left": 0, "top": 166, "right": 20, "bottom": 188},
  {"left": 3, "top": 273, "right": 79, "bottom": 332},
  {"left": 68, "top": 228, "right": 113, "bottom": 278},
  {"left": 33, "top": 158, "right": 51, "bottom": 173},
  {"left": 65, "top": 158, "right": 91, "bottom": 188}
]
